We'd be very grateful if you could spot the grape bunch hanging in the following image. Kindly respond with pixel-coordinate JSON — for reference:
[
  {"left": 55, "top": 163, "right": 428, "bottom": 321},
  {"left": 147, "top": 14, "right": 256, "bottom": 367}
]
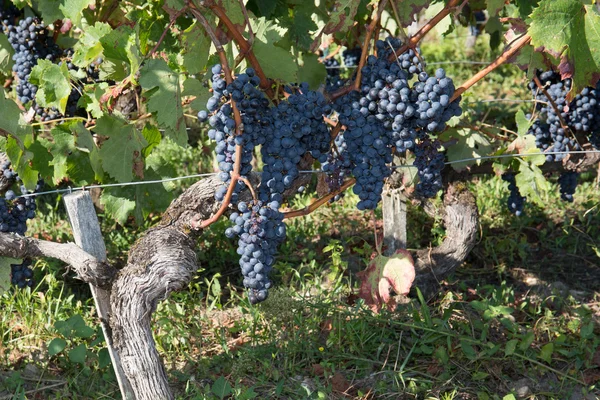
[
  {"left": 0, "top": 160, "right": 43, "bottom": 289},
  {"left": 198, "top": 37, "right": 463, "bottom": 304}
]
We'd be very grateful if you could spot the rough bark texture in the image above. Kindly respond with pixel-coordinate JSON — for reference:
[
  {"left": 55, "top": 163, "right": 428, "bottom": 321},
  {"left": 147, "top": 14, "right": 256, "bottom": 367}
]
[
  {"left": 111, "top": 228, "right": 197, "bottom": 399},
  {"left": 412, "top": 182, "right": 479, "bottom": 298}
]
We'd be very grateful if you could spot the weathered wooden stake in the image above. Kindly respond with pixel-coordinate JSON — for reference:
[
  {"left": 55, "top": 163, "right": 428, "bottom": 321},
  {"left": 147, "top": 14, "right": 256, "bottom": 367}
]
[
  {"left": 382, "top": 186, "right": 407, "bottom": 256},
  {"left": 64, "top": 192, "right": 134, "bottom": 400}
]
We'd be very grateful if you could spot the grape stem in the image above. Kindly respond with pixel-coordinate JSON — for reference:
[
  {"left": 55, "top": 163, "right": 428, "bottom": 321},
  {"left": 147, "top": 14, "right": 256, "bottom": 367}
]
[
  {"left": 147, "top": 6, "right": 189, "bottom": 59},
  {"left": 283, "top": 178, "right": 356, "bottom": 219},
  {"left": 238, "top": 0, "right": 255, "bottom": 45},
  {"left": 354, "top": 0, "right": 388, "bottom": 92},
  {"left": 197, "top": 0, "right": 274, "bottom": 99},
  {"left": 386, "top": 0, "right": 461, "bottom": 63},
  {"left": 451, "top": 34, "right": 532, "bottom": 102},
  {"left": 238, "top": 176, "right": 257, "bottom": 202},
  {"left": 190, "top": 7, "right": 246, "bottom": 230},
  {"left": 531, "top": 75, "right": 573, "bottom": 136}
]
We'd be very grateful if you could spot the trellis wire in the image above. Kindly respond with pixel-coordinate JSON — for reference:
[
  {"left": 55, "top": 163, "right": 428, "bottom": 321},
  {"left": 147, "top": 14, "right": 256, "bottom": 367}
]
[{"left": 15, "top": 150, "right": 600, "bottom": 199}]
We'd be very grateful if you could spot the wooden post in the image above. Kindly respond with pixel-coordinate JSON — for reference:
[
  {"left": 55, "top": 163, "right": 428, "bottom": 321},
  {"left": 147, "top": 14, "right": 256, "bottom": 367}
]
[
  {"left": 64, "top": 192, "right": 135, "bottom": 400},
  {"left": 382, "top": 187, "right": 407, "bottom": 256}
]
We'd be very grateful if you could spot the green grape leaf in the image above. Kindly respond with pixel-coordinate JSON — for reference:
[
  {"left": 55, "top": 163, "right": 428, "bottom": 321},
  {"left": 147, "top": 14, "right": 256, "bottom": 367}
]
[
  {"left": 28, "top": 141, "right": 54, "bottom": 183},
  {"left": 6, "top": 137, "right": 39, "bottom": 190},
  {"left": 514, "top": 45, "right": 547, "bottom": 79},
  {"left": 35, "top": 0, "right": 94, "bottom": 28},
  {"left": 0, "top": 34, "right": 14, "bottom": 75},
  {"left": 99, "top": 25, "right": 142, "bottom": 81},
  {"left": 80, "top": 82, "right": 109, "bottom": 119},
  {"left": 141, "top": 124, "right": 162, "bottom": 158},
  {"left": 164, "top": 0, "right": 185, "bottom": 10},
  {"left": 250, "top": 0, "right": 281, "bottom": 18},
  {"left": 72, "top": 22, "right": 112, "bottom": 67},
  {"left": 100, "top": 188, "right": 137, "bottom": 225},
  {"left": 253, "top": 40, "right": 298, "bottom": 83},
  {"left": 311, "top": 0, "right": 360, "bottom": 51},
  {"left": 182, "top": 77, "right": 211, "bottom": 113},
  {"left": 180, "top": 22, "right": 211, "bottom": 74},
  {"left": 515, "top": 109, "right": 533, "bottom": 137},
  {"left": 37, "top": 122, "right": 100, "bottom": 185},
  {"left": 41, "top": 124, "right": 76, "bottom": 184},
  {"left": 442, "top": 128, "right": 492, "bottom": 171},
  {"left": 297, "top": 53, "right": 327, "bottom": 90},
  {"left": 356, "top": 250, "right": 415, "bottom": 312},
  {"left": 139, "top": 59, "right": 187, "bottom": 146},
  {"left": 29, "top": 60, "right": 71, "bottom": 113},
  {"left": 515, "top": 157, "right": 549, "bottom": 206},
  {"left": 99, "top": 168, "right": 174, "bottom": 225},
  {"left": 528, "top": 0, "right": 600, "bottom": 98},
  {"left": 251, "top": 17, "right": 287, "bottom": 45},
  {"left": 215, "top": 0, "right": 245, "bottom": 26},
  {"left": 487, "top": 0, "right": 505, "bottom": 16},
  {"left": 286, "top": 2, "right": 319, "bottom": 50},
  {"left": 0, "top": 257, "right": 21, "bottom": 296},
  {"left": 514, "top": 0, "right": 541, "bottom": 19},
  {"left": 0, "top": 93, "right": 23, "bottom": 137},
  {"left": 95, "top": 116, "right": 147, "bottom": 183},
  {"left": 393, "top": 0, "right": 428, "bottom": 27}
]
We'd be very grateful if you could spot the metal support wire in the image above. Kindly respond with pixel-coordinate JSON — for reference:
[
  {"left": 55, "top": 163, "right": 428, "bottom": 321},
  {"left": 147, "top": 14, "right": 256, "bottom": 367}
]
[{"left": 14, "top": 150, "right": 600, "bottom": 199}]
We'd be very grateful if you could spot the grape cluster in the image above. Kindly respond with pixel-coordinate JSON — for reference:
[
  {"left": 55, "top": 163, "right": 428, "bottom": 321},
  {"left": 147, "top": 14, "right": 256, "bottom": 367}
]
[
  {"left": 414, "top": 138, "right": 445, "bottom": 198},
  {"left": 527, "top": 71, "right": 600, "bottom": 161},
  {"left": 502, "top": 173, "right": 526, "bottom": 216},
  {"left": 342, "top": 47, "right": 361, "bottom": 67},
  {"left": 335, "top": 92, "right": 393, "bottom": 209},
  {"left": 330, "top": 37, "right": 462, "bottom": 203},
  {"left": 225, "top": 200, "right": 285, "bottom": 304},
  {"left": 259, "top": 84, "right": 330, "bottom": 202},
  {"left": 5, "top": 16, "right": 61, "bottom": 104},
  {"left": 199, "top": 65, "right": 271, "bottom": 204},
  {"left": 0, "top": 160, "right": 43, "bottom": 288},
  {"left": 557, "top": 172, "right": 578, "bottom": 202},
  {"left": 11, "top": 259, "right": 33, "bottom": 289}
]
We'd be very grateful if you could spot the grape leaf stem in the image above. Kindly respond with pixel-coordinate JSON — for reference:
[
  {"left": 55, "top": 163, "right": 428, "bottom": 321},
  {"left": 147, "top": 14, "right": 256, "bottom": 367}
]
[
  {"left": 147, "top": 6, "right": 189, "bottom": 59},
  {"left": 532, "top": 75, "right": 573, "bottom": 136}
]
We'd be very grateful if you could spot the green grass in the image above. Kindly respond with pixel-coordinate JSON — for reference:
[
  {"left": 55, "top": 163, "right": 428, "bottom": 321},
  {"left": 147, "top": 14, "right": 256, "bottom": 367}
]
[{"left": 2, "top": 174, "right": 599, "bottom": 400}]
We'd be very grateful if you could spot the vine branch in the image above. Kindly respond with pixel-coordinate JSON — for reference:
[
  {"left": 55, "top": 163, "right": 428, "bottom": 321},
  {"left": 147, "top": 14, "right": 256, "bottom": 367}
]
[
  {"left": 147, "top": 6, "right": 189, "bottom": 58},
  {"left": 0, "top": 233, "right": 116, "bottom": 288},
  {"left": 451, "top": 34, "right": 531, "bottom": 102}
]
